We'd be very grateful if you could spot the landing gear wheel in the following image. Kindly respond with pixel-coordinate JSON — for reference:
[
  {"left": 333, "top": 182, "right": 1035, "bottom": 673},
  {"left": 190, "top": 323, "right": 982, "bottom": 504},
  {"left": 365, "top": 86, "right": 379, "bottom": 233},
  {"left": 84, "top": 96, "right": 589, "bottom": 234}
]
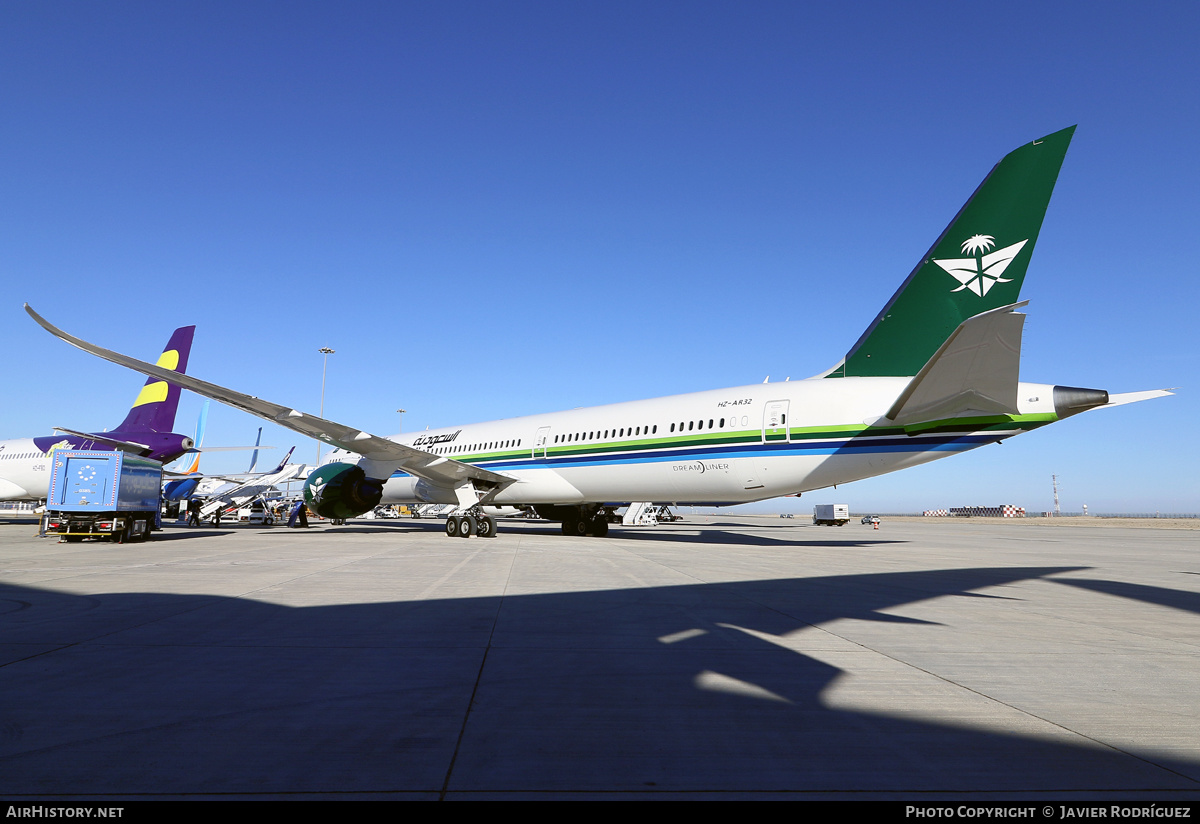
[
  {"left": 459, "top": 515, "right": 476, "bottom": 537},
  {"left": 591, "top": 517, "right": 609, "bottom": 538},
  {"left": 476, "top": 515, "right": 496, "bottom": 538},
  {"left": 445, "top": 517, "right": 460, "bottom": 537},
  {"left": 562, "top": 517, "right": 587, "bottom": 536}
]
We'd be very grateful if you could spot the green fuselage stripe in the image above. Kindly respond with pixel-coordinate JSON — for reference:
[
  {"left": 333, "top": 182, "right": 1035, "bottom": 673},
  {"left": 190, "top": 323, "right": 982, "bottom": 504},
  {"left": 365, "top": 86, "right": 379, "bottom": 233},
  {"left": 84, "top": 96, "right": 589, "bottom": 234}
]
[{"left": 439, "top": 413, "right": 1057, "bottom": 463}]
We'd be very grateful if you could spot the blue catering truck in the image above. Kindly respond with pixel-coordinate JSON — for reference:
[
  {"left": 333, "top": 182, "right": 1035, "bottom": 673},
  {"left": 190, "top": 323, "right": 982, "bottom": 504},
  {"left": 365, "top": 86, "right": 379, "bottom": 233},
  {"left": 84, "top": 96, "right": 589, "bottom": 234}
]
[{"left": 45, "top": 450, "right": 162, "bottom": 542}]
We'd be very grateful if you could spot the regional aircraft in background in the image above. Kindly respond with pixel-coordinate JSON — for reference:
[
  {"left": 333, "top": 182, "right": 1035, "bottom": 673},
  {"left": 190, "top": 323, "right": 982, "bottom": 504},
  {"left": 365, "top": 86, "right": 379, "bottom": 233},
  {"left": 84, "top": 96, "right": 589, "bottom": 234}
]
[
  {"left": 27, "top": 127, "right": 1172, "bottom": 537},
  {"left": 0, "top": 325, "right": 198, "bottom": 502}
]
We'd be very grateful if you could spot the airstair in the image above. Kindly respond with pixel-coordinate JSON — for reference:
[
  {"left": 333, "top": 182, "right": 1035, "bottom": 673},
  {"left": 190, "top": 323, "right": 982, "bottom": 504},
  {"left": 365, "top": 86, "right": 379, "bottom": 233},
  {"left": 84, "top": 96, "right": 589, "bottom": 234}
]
[{"left": 622, "top": 502, "right": 662, "bottom": 526}]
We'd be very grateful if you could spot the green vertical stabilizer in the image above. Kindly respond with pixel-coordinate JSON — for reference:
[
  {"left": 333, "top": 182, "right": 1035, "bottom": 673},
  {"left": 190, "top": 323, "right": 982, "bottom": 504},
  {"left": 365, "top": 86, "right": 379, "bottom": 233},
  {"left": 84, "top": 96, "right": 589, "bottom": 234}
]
[{"left": 828, "top": 126, "right": 1075, "bottom": 378}]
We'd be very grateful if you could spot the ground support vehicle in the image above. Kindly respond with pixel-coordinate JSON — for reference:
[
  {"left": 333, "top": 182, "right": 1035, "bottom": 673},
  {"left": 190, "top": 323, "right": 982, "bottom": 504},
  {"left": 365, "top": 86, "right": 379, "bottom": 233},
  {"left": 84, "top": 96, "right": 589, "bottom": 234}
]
[
  {"left": 45, "top": 450, "right": 162, "bottom": 543},
  {"left": 813, "top": 504, "right": 851, "bottom": 526},
  {"left": 236, "top": 499, "right": 275, "bottom": 525}
]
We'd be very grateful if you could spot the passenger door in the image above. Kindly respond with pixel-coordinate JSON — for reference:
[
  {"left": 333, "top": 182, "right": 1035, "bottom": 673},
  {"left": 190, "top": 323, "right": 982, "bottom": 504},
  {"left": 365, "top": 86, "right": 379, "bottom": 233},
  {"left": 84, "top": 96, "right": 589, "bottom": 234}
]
[{"left": 762, "top": 400, "right": 790, "bottom": 443}]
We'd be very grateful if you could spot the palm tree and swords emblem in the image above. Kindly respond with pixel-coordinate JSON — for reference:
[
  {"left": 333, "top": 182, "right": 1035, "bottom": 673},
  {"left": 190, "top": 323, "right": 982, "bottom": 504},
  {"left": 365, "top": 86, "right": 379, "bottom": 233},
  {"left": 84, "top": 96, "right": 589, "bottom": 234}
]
[{"left": 933, "top": 234, "right": 1028, "bottom": 297}]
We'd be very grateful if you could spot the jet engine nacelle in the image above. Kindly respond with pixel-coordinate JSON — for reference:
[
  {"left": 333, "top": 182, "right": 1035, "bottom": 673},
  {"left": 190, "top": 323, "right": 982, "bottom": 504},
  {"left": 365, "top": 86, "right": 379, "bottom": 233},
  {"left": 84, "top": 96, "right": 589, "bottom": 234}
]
[{"left": 303, "top": 462, "right": 384, "bottom": 519}]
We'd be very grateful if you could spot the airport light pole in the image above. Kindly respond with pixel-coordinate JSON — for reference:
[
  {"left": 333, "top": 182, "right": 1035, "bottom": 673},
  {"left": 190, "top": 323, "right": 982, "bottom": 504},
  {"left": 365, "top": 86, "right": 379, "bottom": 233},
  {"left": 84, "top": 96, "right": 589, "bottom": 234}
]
[
  {"left": 396, "top": 408, "right": 406, "bottom": 434},
  {"left": 317, "top": 347, "right": 335, "bottom": 466}
]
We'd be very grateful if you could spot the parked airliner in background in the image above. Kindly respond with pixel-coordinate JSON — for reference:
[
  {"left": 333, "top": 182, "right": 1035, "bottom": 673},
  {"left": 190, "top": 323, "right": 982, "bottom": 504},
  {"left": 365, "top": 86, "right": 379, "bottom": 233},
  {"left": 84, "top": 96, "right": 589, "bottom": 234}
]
[
  {"left": 189, "top": 446, "right": 304, "bottom": 524},
  {"left": 163, "top": 420, "right": 282, "bottom": 501},
  {"left": 0, "top": 326, "right": 197, "bottom": 502},
  {"left": 27, "top": 126, "right": 1171, "bottom": 537}
]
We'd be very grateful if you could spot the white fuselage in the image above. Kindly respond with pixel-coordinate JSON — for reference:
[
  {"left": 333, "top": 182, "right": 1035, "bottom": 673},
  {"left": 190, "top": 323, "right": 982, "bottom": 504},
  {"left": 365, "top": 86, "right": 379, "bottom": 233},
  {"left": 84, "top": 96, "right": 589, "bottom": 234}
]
[
  {"left": 323, "top": 377, "right": 1059, "bottom": 507},
  {"left": 0, "top": 438, "right": 56, "bottom": 501}
]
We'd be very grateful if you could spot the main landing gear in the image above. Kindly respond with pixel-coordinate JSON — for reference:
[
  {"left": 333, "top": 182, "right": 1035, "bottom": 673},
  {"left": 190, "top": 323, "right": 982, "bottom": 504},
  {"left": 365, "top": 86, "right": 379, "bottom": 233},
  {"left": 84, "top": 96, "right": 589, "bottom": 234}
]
[
  {"left": 561, "top": 509, "right": 609, "bottom": 538},
  {"left": 444, "top": 509, "right": 497, "bottom": 539},
  {"left": 561, "top": 515, "right": 609, "bottom": 542},
  {"left": 529, "top": 504, "right": 614, "bottom": 537}
]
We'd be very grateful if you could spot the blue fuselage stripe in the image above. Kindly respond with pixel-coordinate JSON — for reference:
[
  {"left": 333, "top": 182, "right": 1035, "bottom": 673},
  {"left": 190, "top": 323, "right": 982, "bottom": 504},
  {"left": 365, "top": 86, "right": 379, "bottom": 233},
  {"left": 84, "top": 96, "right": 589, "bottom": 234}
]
[{"left": 385, "top": 433, "right": 1005, "bottom": 479}]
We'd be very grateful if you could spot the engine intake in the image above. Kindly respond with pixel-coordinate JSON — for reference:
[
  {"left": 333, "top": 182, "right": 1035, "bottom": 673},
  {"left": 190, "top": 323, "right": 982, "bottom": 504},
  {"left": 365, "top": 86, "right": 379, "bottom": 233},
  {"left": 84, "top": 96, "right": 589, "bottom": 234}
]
[{"left": 303, "top": 462, "right": 383, "bottom": 519}]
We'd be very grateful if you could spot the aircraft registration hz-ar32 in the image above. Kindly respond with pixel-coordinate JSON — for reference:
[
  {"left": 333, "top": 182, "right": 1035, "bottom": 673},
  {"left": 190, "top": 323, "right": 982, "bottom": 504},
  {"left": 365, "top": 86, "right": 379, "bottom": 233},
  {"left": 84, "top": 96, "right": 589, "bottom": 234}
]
[{"left": 26, "top": 126, "right": 1171, "bottom": 538}]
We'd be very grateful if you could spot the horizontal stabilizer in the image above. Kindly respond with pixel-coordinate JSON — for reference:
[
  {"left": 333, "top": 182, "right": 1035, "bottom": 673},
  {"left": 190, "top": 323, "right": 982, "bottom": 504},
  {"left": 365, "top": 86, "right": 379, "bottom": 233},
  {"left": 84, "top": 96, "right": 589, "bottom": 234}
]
[
  {"left": 52, "top": 427, "right": 152, "bottom": 456},
  {"left": 1098, "top": 389, "right": 1175, "bottom": 409},
  {"left": 885, "top": 302, "right": 1027, "bottom": 426}
]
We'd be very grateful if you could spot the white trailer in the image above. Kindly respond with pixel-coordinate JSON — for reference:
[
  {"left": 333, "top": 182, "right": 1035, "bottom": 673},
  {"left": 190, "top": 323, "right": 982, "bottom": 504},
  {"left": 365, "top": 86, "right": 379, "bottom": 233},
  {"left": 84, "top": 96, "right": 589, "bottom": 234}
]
[{"left": 813, "top": 504, "right": 850, "bottom": 526}]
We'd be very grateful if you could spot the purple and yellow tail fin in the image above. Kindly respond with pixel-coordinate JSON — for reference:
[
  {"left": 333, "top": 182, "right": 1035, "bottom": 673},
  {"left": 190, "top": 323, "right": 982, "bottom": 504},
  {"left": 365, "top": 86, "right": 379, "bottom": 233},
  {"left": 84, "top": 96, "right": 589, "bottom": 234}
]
[{"left": 113, "top": 325, "right": 195, "bottom": 434}]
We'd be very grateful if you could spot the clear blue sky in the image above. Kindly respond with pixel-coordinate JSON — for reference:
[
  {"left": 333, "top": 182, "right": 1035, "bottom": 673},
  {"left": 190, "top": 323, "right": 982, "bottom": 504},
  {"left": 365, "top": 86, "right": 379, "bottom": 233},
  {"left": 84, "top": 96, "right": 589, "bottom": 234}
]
[{"left": 3, "top": 1, "right": 1196, "bottom": 513}]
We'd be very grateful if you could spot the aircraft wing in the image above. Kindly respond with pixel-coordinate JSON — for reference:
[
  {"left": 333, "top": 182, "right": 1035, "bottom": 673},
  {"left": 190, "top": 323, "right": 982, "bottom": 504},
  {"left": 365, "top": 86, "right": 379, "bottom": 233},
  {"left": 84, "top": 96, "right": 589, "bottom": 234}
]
[
  {"left": 164, "top": 469, "right": 245, "bottom": 481},
  {"left": 26, "top": 305, "right": 512, "bottom": 490},
  {"left": 205, "top": 462, "right": 309, "bottom": 501},
  {"left": 186, "top": 445, "right": 278, "bottom": 452}
]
